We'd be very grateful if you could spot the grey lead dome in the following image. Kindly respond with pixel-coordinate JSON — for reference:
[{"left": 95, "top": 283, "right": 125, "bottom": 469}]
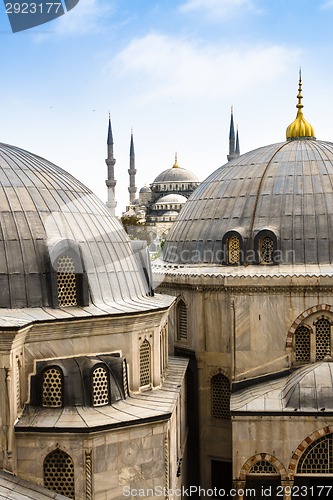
[
  {"left": 0, "top": 142, "right": 149, "bottom": 308},
  {"left": 163, "top": 139, "right": 333, "bottom": 265}
]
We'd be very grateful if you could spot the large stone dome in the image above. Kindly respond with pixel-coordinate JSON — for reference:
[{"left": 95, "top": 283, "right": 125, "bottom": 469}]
[
  {"left": 0, "top": 142, "right": 152, "bottom": 310},
  {"left": 163, "top": 138, "right": 333, "bottom": 266}
]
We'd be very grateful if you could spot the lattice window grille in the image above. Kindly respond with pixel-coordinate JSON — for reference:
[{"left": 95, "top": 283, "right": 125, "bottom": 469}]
[
  {"left": 57, "top": 254, "right": 78, "bottom": 307},
  {"left": 177, "top": 301, "right": 188, "bottom": 341},
  {"left": 297, "top": 434, "right": 333, "bottom": 474},
  {"left": 228, "top": 236, "right": 241, "bottom": 264},
  {"left": 295, "top": 325, "right": 311, "bottom": 362},
  {"left": 92, "top": 366, "right": 109, "bottom": 406},
  {"left": 123, "top": 360, "right": 129, "bottom": 397},
  {"left": 44, "top": 449, "right": 75, "bottom": 499},
  {"left": 249, "top": 460, "right": 278, "bottom": 474},
  {"left": 140, "top": 339, "right": 151, "bottom": 387},
  {"left": 211, "top": 373, "right": 230, "bottom": 420},
  {"left": 315, "top": 318, "right": 331, "bottom": 361},
  {"left": 42, "top": 368, "right": 62, "bottom": 408},
  {"left": 259, "top": 237, "right": 274, "bottom": 264}
]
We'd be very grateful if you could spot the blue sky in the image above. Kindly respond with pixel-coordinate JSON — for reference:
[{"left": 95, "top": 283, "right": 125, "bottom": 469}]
[{"left": 1, "top": 0, "right": 333, "bottom": 213}]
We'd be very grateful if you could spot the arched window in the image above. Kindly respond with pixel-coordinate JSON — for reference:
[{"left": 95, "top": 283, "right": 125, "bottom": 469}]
[
  {"left": 57, "top": 254, "right": 78, "bottom": 307},
  {"left": 295, "top": 325, "right": 311, "bottom": 362},
  {"left": 315, "top": 317, "right": 331, "bottom": 361},
  {"left": 246, "top": 460, "right": 280, "bottom": 499},
  {"left": 177, "top": 300, "right": 188, "bottom": 341},
  {"left": 42, "top": 367, "right": 63, "bottom": 408},
  {"left": 140, "top": 339, "right": 151, "bottom": 387},
  {"left": 258, "top": 236, "right": 274, "bottom": 264},
  {"left": 92, "top": 365, "right": 109, "bottom": 406},
  {"left": 297, "top": 433, "right": 333, "bottom": 474},
  {"left": 211, "top": 373, "right": 230, "bottom": 420},
  {"left": 44, "top": 449, "right": 75, "bottom": 499},
  {"left": 227, "top": 236, "right": 241, "bottom": 265}
]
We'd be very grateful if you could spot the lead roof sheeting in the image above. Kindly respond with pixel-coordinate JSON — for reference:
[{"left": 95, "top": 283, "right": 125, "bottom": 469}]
[
  {"left": 0, "top": 142, "right": 158, "bottom": 309},
  {"left": 16, "top": 357, "right": 188, "bottom": 430},
  {"left": 163, "top": 140, "right": 333, "bottom": 265}
]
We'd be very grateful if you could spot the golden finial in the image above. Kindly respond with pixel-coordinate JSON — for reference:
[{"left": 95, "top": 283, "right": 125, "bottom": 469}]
[
  {"left": 286, "top": 69, "right": 315, "bottom": 140},
  {"left": 173, "top": 152, "right": 179, "bottom": 168}
]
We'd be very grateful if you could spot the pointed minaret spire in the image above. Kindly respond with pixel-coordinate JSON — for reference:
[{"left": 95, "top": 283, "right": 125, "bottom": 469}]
[
  {"left": 235, "top": 126, "right": 240, "bottom": 156},
  {"left": 105, "top": 113, "right": 117, "bottom": 215},
  {"left": 227, "top": 106, "right": 240, "bottom": 161},
  {"left": 128, "top": 129, "right": 137, "bottom": 205}
]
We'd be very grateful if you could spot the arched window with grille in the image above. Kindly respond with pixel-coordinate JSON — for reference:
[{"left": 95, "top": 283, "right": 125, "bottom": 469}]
[
  {"left": 254, "top": 230, "right": 277, "bottom": 265},
  {"left": 42, "top": 367, "right": 63, "bottom": 408},
  {"left": 140, "top": 339, "right": 151, "bottom": 387},
  {"left": 259, "top": 236, "right": 274, "bottom": 264},
  {"left": 297, "top": 433, "right": 333, "bottom": 474},
  {"left": 211, "top": 373, "right": 230, "bottom": 420},
  {"left": 92, "top": 365, "right": 109, "bottom": 406},
  {"left": 57, "top": 254, "right": 78, "bottom": 307},
  {"left": 44, "top": 449, "right": 75, "bottom": 499},
  {"left": 246, "top": 460, "right": 280, "bottom": 499},
  {"left": 177, "top": 300, "right": 188, "bottom": 341},
  {"left": 314, "top": 317, "right": 331, "bottom": 361},
  {"left": 295, "top": 325, "right": 311, "bottom": 363},
  {"left": 227, "top": 235, "right": 241, "bottom": 265}
]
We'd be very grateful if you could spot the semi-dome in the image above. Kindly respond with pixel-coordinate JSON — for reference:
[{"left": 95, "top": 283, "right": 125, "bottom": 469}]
[
  {"left": 282, "top": 362, "right": 333, "bottom": 411},
  {"left": 163, "top": 80, "right": 332, "bottom": 266},
  {"left": 0, "top": 142, "right": 151, "bottom": 309},
  {"left": 155, "top": 193, "right": 187, "bottom": 204}
]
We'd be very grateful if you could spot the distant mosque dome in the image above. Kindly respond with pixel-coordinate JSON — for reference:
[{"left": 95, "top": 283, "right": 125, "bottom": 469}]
[
  {"left": 139, "top": 185, "right": 152, "bottom": 194},
  {"left": 163, "top": 75, "right": 330, "bottom": 266},
  {"left": 152, "top": 155, "right": 199, "bottom": 184}
]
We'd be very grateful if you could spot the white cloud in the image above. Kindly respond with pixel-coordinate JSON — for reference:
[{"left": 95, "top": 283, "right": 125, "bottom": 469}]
[
  {"left": 180, "top": 0, "right": 257, "bottom": 19},
  {"left": 111, "top": 33, "right": 298, "bottom": 103},
  {"left": 320, "top": 0, "right": 333, "bottom": 8},
  {"left": 35, "top": 0, "right": 113, "bottom": 38},
  {"left": 56, "top": 0, "right": 113, "bottom": 34}
]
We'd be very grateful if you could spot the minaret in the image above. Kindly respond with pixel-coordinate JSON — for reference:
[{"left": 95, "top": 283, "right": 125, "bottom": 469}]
[
  {"left": 105, "top": 114, "right": 117, "bottom": 215},
  {"left": 235, "top": 126, "right": 240, "bottom": 156},
  {"left": 227, "top": 107, "right": 240, "bottom": 161},
  {"left": 128, "top": 129, "right": 137, "bottom": 205}
]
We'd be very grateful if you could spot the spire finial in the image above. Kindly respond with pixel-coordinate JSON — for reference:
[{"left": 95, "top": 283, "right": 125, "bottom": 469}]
[
  {"left": 286, "top": 71, "right": 315, "bottom": 140},
  {"left": 173, "top": 152, "right": 179, "bottom": 168}
]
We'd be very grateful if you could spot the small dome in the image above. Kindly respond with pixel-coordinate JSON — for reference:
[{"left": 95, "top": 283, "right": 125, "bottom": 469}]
[
  {"left": 139, "top": 185, "right": 152, "bottom": 193},
  {"left": 282, "top": 362, "right": 333, "bottom": 410},
  {"left": 155, "top": 194, "right": 187, "bottom": 204}
]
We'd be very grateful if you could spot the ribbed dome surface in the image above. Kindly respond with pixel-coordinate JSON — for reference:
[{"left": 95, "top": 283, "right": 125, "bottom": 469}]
[
  {"left": 153, "top": 166, "right": 199, "bottom": 184},
  {"left": 163, "top": 139, "right": 333, "bottom": 265},
  {"left": 0, "top": 143, "right": 149, "bottom": 308},
  {"left": 282, "top": 362, "right": 333, "bottom": 410}
]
